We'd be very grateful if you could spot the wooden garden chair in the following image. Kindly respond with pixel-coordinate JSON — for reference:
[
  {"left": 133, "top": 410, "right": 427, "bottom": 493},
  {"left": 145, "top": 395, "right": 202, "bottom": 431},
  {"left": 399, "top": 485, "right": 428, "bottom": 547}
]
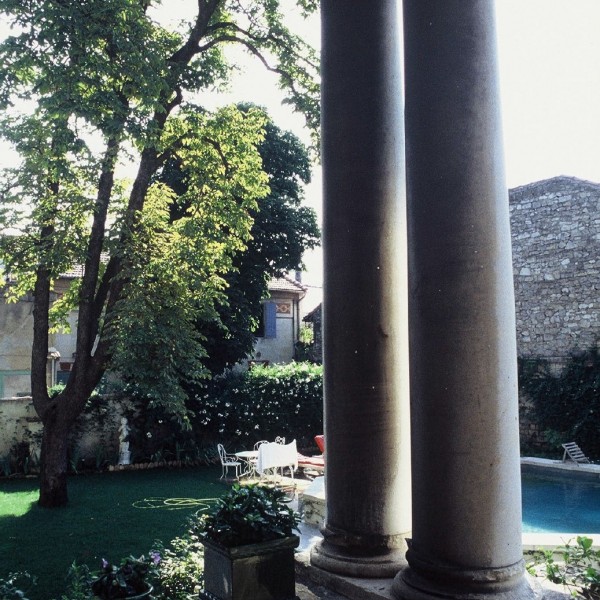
[{"left": 561, "top": 442, "right": 591, "bottom": 465}]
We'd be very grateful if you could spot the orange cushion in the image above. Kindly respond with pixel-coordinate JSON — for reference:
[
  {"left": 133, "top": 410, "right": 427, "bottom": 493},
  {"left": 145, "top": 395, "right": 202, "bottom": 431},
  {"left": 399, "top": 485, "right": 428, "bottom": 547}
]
[{"left": 314, "top": 435, "right": 325, "bottom": 454}]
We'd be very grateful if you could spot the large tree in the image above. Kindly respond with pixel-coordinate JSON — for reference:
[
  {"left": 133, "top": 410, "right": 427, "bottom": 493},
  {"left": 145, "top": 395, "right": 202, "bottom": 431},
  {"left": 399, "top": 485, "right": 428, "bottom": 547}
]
[
  {"left": 0, "top": 0, "right": 319, "bottom": 507},
  {"left": 159, "top": 106, "right": 320, "bottom": 375}
]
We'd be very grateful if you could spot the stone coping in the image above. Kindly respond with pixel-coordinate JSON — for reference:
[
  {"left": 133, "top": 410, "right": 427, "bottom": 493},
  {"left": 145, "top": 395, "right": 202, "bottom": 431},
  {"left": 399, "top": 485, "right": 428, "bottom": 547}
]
[
  {"left": 523, "top": 532, "right": 600, "bottom": 551},
  {"left": 298, "top": 462, "right": 600, "bottom": 553},
  {"left": 521, "top": 456, "right": 600, "bottom": 481}
]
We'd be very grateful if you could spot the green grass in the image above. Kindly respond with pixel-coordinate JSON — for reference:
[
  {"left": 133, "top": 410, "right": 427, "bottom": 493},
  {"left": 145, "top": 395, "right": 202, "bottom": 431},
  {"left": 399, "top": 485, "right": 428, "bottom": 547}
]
[{"left": 0, "top": 466, "right": 228, "bottom": 600}]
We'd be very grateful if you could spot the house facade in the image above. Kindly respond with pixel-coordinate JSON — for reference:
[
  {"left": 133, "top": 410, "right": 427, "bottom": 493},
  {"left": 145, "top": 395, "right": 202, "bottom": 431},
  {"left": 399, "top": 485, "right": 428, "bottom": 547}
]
[
  {"left": 0, "top": 292, "right": 35, "bottom": 399},
  {"left": 249, "top": 274, "right": 307, "bottom": 367},
  {"left": 0, "top": 274, "right": 78, "bottom": 399},
  {"left": 0, "top": 273, "right": 307, "bottom": 399}
]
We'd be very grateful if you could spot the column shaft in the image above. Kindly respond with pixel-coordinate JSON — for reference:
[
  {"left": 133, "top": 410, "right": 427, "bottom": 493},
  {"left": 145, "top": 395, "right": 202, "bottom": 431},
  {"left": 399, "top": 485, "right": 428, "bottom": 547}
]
[
  {"left": 394, "top": 2, "right": 532, "bottom": 599},
  {"left": 310, "top": 0, "right": 411, "bottom": 578}
]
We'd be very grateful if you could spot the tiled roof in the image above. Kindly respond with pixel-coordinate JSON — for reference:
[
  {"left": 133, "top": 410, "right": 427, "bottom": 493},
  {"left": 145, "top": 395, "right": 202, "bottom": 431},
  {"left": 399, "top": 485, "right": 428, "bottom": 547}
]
[
  {"left": 268, "top": 274, "right": 307, "bottom": 294},
  {"left": 61, "top": 263, "right": 307, "bottom": 297},
  {"left": 60, "top": 253, "right": 110, "bottom": 279},
  {"left": 303, "top": 303, "right": 322, "bottom": 322},
  {"left": 60, "top": 265, "right": 85, "bottom": 279}
]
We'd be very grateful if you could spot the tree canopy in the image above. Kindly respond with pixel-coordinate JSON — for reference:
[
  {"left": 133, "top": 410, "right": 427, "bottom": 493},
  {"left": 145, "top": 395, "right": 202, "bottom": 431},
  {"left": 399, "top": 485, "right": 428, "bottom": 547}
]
[
  {"left": 0, "top": 0, "right": 319, "bottom": 506},
  {"left": 158, "top": 105, "right": 320, "bottom": 376}
]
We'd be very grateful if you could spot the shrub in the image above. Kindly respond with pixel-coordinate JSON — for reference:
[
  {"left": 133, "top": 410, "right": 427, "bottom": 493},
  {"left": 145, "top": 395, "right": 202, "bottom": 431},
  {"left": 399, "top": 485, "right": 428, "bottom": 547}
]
[
  {"left": 0, "top": 572, "right": 36, "bottom": 600},
  {"left": 519, "top": 348, "right": 600, "bottom": 460},
  {"left": 109, "top": 361, "right": 323, "bottom": 465},
  {"left": 527, "top": 536, "right": 600, "bottom": 599},
  {"left": 151, "top": 534, "right": 204, "bottom": 600},
  {"left": 195, "top": 483, "right": 300, "bottom": 547},
  {"left": 193, "top": 361, "right": 323, "bottom": 449}
]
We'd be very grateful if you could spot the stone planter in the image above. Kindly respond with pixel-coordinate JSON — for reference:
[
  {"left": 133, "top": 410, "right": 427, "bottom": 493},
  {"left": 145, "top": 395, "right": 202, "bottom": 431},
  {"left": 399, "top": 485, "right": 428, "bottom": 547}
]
[{"left": 201, "top": 535, "right": 299, "bottom": 600}]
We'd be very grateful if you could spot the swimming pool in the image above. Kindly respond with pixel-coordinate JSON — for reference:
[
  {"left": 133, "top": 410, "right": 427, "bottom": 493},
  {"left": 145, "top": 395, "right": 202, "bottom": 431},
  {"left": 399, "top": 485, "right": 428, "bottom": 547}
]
[{"left": 522, "top": 472, "right": 600, "bottom": 533}]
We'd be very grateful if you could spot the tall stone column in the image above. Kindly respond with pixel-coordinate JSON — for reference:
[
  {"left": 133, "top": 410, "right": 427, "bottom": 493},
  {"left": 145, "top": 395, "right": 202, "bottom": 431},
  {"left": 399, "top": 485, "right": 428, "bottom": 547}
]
[
  {"left": 310, "top": 0, "right": 411, "bottom": 577},
  {"left": 393, "top": 2, "right": 532, "bottom": 599}
]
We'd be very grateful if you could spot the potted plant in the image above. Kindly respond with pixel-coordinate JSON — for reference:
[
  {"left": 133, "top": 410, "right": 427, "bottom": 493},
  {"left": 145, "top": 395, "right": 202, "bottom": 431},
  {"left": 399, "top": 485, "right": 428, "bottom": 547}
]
[
  {"left": 91, "top": 553, "right": 160, "bottom": 599},
  {"left": 197, "top": 483, "right": 300, "bottom": 600}
]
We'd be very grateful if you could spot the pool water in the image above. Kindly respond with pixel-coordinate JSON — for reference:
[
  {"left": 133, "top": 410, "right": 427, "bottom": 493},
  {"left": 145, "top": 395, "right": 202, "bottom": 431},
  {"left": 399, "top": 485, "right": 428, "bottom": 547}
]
[{"left": 522, "top": 473, "right": 600, "bottom": 533}]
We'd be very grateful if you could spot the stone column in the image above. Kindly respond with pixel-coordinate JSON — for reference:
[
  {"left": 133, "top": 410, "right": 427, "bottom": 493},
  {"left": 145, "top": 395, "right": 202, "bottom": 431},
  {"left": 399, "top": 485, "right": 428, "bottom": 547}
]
[
  {"left": 393, "top": 2, "right": 532, "bottom": 599},
  {"left": 310, "top": 0, "right": 411, "bottom": 577}
]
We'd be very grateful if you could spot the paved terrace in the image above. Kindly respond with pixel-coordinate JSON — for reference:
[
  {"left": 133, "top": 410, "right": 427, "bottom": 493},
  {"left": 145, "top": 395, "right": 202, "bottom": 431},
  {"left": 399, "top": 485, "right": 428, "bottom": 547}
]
[{"left": 293, "top": 457, "right": 600, "bottom": 599}]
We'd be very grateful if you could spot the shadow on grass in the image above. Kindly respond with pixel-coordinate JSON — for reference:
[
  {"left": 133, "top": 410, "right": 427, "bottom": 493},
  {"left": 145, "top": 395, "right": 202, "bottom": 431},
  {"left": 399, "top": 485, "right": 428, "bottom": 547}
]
[{"left": 0, "top": 466, "right": 227, "bottom": 600}]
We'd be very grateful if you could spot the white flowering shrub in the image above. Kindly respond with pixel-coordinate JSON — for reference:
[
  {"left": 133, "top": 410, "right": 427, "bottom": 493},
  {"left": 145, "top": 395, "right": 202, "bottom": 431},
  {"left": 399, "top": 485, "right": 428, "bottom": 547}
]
[{"left": 197, "top": 362, "right": 323, "bottom": 449}]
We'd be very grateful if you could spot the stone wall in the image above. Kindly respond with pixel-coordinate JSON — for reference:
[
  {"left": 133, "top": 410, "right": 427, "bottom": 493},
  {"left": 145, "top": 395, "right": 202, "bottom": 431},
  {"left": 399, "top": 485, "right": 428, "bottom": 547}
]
[
  {"left": 0, "top": 396, "right": 123, "bottom": 473},
  {"left": 510, "top": 176, "right": 600, "bottom": 359}
]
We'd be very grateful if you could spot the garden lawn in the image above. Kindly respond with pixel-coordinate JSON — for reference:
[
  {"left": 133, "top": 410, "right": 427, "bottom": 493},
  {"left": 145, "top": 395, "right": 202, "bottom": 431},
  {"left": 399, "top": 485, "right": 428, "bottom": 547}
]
[{"left": 0, "top": 466, "right": 227, "bottom": 600}]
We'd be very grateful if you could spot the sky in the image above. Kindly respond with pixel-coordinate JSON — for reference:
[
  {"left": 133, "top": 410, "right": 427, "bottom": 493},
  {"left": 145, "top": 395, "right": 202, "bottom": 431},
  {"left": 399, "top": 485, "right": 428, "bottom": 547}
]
[
  {"left": 208, "top": 1, "right": 600, "bottom": 190},
  {"left": 495, "top": 0, "right": 600, "bottom": 188},
  {"left": 3, "top": 2, "right": 600, "bottom": 308},
  {"left": 242, "top": 1, "right": 600, "bottom": 308}
]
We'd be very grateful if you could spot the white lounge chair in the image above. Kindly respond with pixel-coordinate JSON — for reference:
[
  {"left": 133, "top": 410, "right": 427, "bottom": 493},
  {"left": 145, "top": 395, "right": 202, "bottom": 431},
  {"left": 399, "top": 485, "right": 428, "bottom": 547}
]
[{"left": 561, "top": 442, "right": 590, "bottom": 465}]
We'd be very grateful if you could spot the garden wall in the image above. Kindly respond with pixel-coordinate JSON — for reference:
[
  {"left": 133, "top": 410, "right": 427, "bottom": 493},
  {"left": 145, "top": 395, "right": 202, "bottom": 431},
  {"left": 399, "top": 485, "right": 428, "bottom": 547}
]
[
  {"left": 510, "top": 176, "right": 600, "bottom": 359},
  {"left": 0, "top": 395, "right": 124, "bottom": 473}
]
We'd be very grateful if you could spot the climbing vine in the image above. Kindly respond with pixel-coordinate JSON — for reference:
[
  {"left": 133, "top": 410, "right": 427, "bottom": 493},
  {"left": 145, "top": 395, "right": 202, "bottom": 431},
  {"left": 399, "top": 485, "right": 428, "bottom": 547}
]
[{"left": 518, "top": 347, "right": 600, "bottom": 460}]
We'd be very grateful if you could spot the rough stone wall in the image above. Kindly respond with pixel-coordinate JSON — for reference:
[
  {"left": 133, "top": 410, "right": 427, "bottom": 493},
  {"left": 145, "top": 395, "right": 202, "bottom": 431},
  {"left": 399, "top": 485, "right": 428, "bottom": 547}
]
[
  {"left": 510, "top": 175, "right": 600, "bottom": 360},
  {"left": 0, "top": 395, "right": 123, "bottom": 469}
]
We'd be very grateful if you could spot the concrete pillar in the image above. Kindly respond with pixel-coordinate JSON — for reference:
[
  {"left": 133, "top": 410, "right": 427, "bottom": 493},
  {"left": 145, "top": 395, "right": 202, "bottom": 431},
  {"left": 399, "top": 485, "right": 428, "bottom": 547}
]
[
  {"left": 310, "top": 0, "right": 411, "bottom": 578},
  {"left": 393, "top": 2, "right": 533, "bottom": 599}
]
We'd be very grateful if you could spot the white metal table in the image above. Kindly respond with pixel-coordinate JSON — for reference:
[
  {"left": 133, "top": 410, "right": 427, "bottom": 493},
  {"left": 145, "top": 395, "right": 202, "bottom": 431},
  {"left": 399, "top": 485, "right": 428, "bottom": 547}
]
[{"left": 234, "top": 450, "right": 259, "bottom": 478}]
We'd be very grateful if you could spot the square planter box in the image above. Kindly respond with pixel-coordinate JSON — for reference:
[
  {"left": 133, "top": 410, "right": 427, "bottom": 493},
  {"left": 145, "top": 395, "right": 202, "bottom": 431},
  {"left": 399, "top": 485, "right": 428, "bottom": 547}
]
[{"left": 201, "top": 535, "right": 300, "bottom": 600}]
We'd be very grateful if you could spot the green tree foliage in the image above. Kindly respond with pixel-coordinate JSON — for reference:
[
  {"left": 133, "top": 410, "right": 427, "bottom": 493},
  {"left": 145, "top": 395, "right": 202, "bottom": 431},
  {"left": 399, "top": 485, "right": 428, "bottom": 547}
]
[
  {"left": 0, "top": 0, "right": 319, "bottom": 506},
  {"left": 159, "top": 105, "right": 320, "bottom": 375},
  {"left": 519, "top": 348, "right": 600, "bottom": 460}
]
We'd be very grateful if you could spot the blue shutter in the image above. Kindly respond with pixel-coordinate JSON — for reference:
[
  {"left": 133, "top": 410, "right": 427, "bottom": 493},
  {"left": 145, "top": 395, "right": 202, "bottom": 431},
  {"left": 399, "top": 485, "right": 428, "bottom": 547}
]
[{"left": 264, "top": 302, "right": 277, "bottom": 338}]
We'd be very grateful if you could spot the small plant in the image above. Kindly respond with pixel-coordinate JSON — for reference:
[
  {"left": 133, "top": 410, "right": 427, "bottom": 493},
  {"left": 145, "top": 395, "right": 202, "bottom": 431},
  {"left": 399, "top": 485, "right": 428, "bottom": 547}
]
[
  {"left": 152, "top": 535, "right": 204, "bottom": 600},
  {"left": 195, "top": 483, "right": 300, "bottom": 547},
  {"left": 59, "top": 561, "right": 94, "bottom": 600},
  {"left": 90, "top": 553, "right": 160, "bottom": 599},
  {"left": 0, "top": 571, "right": 36, "bottom": 600},
  {"left": 527, "top": 536, "right": 600, "bottom": 599}
]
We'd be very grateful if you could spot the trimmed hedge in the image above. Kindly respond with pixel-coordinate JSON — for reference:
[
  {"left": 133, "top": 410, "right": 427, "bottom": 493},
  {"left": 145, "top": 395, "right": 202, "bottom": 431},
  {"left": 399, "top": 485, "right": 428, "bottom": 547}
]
[{"left": 194, "top": 361, "right": 323, "bottom": 450}]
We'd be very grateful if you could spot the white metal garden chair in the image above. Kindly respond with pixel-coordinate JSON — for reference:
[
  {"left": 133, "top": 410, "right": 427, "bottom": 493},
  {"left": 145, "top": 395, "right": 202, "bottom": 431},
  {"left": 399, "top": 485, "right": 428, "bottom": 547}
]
[{"left": 217, "top": 443, "right": 242, "bottom": 480}]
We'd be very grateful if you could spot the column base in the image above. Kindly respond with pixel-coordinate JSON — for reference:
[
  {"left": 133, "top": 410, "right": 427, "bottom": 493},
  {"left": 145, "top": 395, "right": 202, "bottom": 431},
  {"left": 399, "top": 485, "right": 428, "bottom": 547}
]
[
  {"left": 392, "top": 566, "right": 537, "bottom": 600},
  {"left": 310, "top": 539, "right": 408, "bottom": 578}
]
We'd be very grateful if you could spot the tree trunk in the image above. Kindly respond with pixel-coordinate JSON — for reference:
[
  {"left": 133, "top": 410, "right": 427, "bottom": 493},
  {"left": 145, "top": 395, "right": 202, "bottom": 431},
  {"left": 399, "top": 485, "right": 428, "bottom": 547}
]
[{"left": 38, "top": 402, "right": 73, "bottom": 507}]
